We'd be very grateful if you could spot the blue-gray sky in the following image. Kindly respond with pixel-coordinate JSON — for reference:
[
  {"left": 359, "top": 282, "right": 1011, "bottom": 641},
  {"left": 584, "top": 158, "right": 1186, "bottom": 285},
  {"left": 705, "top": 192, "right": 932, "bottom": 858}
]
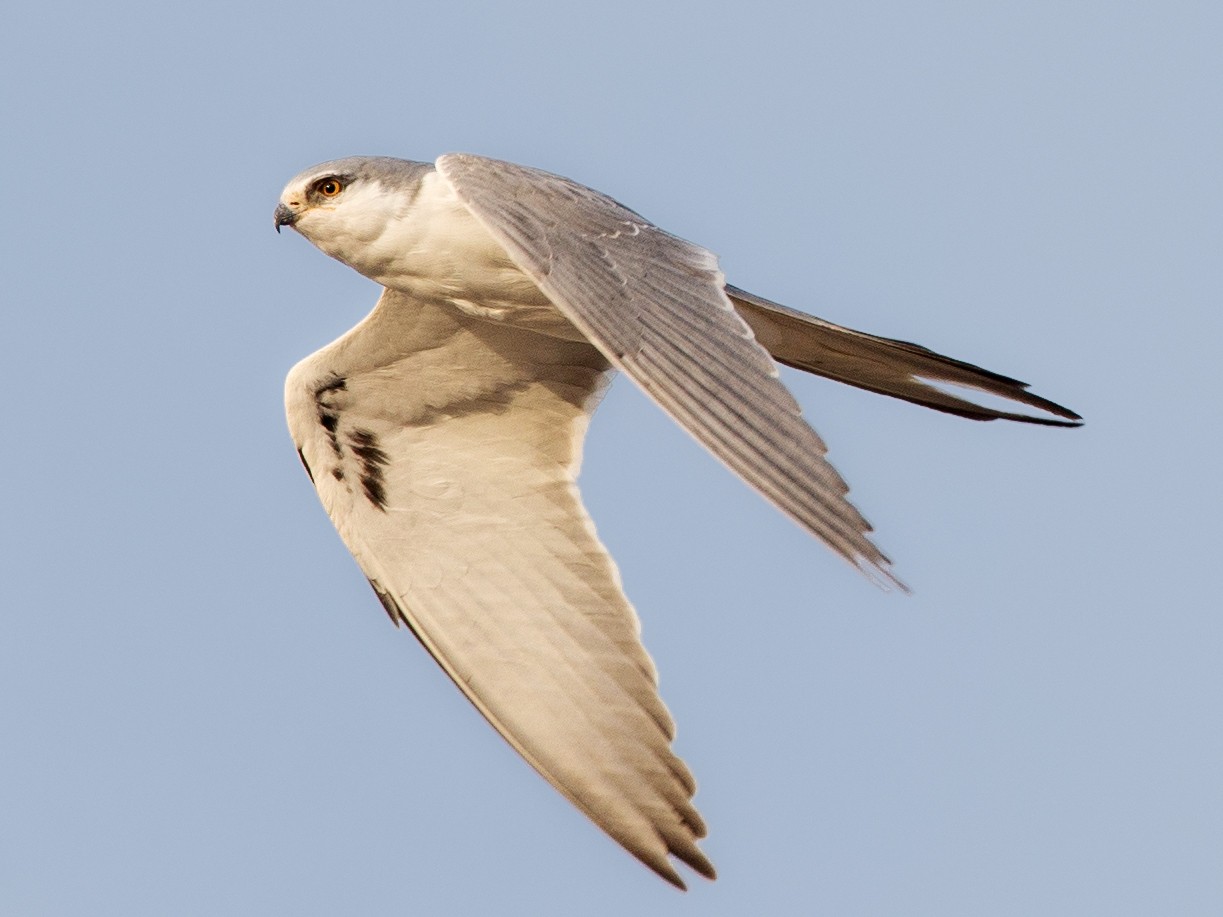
[{"left": 3, "top": 2, "right": 1220, "bottom": 914}]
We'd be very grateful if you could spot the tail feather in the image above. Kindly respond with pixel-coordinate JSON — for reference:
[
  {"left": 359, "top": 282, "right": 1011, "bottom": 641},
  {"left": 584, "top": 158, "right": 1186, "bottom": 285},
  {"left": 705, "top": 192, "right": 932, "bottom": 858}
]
[{"left": 727, "top": 286, "right": 1082, "bottom": 427}]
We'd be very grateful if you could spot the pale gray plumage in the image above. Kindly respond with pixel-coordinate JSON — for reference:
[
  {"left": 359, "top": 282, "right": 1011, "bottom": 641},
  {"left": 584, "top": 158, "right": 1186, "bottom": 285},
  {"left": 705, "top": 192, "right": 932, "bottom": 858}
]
[
  {"left": 274, "top": 153, "right": 1080, "bottom": 889},
  {"left": 439, "top": 155, "right": 899, "bottom": 588}
]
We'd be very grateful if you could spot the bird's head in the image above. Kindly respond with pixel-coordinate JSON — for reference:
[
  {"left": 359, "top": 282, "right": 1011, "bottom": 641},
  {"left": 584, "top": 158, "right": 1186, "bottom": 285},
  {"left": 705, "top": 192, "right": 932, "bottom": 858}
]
[{"left": 274, "top": 156, "right": 432, "bottom": 271}]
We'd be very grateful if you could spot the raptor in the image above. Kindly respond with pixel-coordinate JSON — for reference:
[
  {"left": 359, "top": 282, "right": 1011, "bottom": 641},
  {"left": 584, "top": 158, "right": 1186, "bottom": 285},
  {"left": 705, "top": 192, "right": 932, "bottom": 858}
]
[{"left": 274, "top": 154, "right": 1080, "bottom": 888}]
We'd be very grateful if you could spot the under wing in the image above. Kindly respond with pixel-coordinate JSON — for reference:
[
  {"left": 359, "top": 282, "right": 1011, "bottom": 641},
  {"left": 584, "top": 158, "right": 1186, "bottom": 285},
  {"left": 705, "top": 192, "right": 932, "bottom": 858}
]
[
  {"left": 286, "top": 290, "right": 714, "bottom": 887},
  {"left": 439, "top": 153, "right": 902, "bottom": 589}
]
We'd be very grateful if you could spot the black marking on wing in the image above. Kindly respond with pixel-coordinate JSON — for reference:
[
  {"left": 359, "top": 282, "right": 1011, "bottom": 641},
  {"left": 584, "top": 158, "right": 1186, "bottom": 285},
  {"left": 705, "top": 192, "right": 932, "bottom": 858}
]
[
  {"left": 314, "top": 376, "right": 346, "bottom": 458},
  {"left": 317, "top": 377, "right": 348, "bottom": 394},
  {"left": 296, "top": 448, "right": 314, "bottom": 483},
  {"left": 367, "top": 578, "right": 403, "bottom": 627},
  {"left": 367, "top": 579, "right": 432, "bottom": 652},
  {"left": 349, "top": 428, "right": 390, "bottom": 510},
  {"left": 306, "top": 378, "right": 387, "bottom": 504}
]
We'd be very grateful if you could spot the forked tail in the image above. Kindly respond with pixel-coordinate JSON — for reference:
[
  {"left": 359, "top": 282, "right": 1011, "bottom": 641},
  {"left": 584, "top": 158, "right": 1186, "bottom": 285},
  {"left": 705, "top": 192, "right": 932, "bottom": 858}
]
[{"left": 727, "top": 286, "right": 1082, "bottom": 426}]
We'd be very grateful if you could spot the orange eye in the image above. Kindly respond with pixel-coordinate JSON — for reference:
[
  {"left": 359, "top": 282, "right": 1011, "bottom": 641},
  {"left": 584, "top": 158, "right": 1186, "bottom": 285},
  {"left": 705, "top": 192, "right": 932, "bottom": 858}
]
[{"left": 315, "top": 178, "right": 343, "bottom": 197}]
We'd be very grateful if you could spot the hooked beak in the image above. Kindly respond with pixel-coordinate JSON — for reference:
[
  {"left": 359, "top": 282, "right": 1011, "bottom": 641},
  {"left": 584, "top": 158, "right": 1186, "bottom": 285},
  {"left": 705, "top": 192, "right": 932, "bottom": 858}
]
[{"left": 274, "top": 202, "right": 298, "bottom": 233}]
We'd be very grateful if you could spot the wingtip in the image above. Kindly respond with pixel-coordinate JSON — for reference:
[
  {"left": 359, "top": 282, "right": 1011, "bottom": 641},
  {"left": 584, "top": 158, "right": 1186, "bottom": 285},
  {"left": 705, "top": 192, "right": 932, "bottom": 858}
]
[
  {"left": 631, "top": 822, "right": 716, "bottom": 890},
  {"left": 653, "top": 861, "right": 688, "bottom": 891},
  {"left": 860, "top": 559, "right": 911, "bottom": 595},
  {"left": 688, "top": 854, "right": 718, "bottom": 883},
  {"left": 672, "top": 836, "right": 717, "bottom": 885},
  {"left": 648, "top": 852, "right": 716, "bottom": 891}
]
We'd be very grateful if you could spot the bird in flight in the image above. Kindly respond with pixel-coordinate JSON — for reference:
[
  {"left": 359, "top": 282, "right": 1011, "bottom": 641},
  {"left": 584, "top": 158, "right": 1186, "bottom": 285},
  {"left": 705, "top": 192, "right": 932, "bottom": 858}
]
[{"left": 273, "top": 154, "right": 1080, "bottom": 888}]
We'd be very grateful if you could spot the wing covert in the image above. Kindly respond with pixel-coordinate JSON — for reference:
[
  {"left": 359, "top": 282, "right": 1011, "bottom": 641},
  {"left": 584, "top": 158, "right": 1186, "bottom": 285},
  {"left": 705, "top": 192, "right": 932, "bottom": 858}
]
[{"left": 438, "top": 153, "right": 902, "bottom": 588}]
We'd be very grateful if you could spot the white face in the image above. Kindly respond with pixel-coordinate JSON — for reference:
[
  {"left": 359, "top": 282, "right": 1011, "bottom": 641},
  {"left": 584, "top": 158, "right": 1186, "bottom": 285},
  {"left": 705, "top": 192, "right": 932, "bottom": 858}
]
[
  {"left": 275, "top": 159, "right": 538, "bottom": 308},
  {"left": 277, "top": 171, "right": 408, "bottom": 272}
]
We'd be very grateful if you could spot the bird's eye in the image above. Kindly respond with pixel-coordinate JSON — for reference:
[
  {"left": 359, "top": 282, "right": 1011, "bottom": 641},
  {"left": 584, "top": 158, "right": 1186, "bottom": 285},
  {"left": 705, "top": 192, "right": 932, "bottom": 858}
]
[{"left": 315, "top": 178, "right": 344, "bottom": 197}]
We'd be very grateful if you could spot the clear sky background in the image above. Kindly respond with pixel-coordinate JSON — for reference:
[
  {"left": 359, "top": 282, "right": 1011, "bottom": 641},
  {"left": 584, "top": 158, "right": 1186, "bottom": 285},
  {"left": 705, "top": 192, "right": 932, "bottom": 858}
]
[{"left": 3, "top": 2, "right": 1220, "bottom": 914}]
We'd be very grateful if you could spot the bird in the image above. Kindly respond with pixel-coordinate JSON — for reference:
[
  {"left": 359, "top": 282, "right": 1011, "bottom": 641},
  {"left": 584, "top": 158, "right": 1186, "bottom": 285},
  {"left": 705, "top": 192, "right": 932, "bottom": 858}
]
[{"left": 273, "top": 153, "right": 1081, "bottom": 889}]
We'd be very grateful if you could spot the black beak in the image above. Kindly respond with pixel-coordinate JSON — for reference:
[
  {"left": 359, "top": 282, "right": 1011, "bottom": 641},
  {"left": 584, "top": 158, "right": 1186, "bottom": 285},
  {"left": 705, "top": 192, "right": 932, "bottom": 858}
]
[{"left": 274, "top": 203, "right": 297, "bottom": 233}]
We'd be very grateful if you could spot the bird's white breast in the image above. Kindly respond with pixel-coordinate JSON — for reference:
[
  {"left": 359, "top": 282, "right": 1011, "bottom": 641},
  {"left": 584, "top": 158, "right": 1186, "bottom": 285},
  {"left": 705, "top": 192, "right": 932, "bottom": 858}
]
[{"left": 317, "top": 171, "right": 580, "bottom": 338}]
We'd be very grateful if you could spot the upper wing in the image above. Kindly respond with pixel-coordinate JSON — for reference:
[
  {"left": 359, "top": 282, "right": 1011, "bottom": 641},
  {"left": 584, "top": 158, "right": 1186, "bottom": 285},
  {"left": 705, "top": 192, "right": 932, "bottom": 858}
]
[
  {"left": 286, "top": 290, "right": 714, "bottom": 888},
  {"left": 438, "top": 153, "right": 902, "bottom": 589}
]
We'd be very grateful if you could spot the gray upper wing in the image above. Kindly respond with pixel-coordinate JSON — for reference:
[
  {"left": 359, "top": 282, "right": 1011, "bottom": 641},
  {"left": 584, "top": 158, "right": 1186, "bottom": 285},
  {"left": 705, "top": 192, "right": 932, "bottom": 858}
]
[{"left": 438, "top": 153, "right": 902, "bottom": 589}]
